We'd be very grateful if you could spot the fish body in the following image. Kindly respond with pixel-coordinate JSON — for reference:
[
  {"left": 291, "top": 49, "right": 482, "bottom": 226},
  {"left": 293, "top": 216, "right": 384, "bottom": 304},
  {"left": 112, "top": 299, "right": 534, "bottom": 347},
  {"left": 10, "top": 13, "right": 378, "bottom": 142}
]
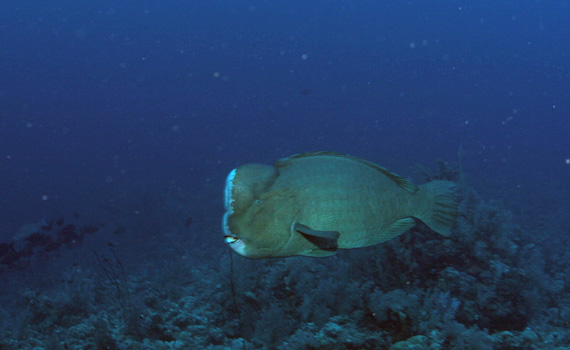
[{"left": 223, "top": 152, "right": 458, "bottom": 258}]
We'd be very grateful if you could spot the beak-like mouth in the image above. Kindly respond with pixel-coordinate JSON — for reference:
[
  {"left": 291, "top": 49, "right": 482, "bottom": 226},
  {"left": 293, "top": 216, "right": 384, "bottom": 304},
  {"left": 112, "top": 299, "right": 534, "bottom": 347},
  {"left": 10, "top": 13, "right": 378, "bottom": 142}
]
[
  {"left": 224, "top": 235, "right": 239, "bottom": 244},
  {"left": 224, "top": 235, "right": 248, "bottom": 256}
]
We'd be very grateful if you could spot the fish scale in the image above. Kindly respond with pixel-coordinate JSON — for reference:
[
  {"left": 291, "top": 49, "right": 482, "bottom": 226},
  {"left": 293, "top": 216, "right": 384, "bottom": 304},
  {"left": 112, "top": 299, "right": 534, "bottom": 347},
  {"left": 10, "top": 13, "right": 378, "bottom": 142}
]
[{"left": 223, "top": 152, "right": 458, "bottom": 258}]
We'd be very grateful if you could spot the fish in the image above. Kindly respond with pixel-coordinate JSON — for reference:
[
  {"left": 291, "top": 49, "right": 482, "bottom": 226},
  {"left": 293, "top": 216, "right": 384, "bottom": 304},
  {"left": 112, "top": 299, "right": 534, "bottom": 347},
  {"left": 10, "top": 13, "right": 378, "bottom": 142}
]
[{"left": 222, "top": 152, "right": 458, "bottom": 258}]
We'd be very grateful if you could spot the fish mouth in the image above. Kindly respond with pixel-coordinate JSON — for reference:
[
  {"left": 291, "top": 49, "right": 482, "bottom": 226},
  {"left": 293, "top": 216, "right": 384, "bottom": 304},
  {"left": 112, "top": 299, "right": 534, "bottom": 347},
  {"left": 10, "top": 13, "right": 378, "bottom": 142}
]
[
  {"left": 224, "top": 235, "right": 239, "bottom": 244},
  {"left": 224, "top": 235, "right": 248, "bottom": 256}
]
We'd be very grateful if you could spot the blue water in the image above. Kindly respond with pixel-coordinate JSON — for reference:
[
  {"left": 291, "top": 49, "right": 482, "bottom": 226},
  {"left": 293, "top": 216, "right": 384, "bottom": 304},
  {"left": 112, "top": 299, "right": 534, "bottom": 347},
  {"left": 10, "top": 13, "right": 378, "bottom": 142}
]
[
  {"left": 2, "top": 0, "right": 568, "bottom": 237},
  {"left": 1, "top": 0, "right": 569, "bottom": 347}
]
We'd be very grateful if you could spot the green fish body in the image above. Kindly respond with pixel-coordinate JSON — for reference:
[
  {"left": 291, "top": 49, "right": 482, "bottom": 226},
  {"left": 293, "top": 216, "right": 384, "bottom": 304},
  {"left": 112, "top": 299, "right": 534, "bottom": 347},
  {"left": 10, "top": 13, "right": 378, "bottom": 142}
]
[{"left": 223, "top": 152, "right": 458, "bottom": 258}]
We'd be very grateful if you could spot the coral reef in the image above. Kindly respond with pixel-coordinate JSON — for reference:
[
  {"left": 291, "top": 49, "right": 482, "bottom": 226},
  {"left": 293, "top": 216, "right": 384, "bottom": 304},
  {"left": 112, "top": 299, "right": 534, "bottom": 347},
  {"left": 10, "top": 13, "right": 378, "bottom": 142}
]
[{"left": 0, "top": 180, "right": 568, "bottom": 349}]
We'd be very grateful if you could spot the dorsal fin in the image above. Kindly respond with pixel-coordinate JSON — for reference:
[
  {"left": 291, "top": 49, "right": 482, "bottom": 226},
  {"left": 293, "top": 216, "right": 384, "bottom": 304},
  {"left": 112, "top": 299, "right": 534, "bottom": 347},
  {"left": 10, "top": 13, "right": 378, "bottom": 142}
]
[{"left": 277, "top": 151, "right": 419, "bottom": 194}]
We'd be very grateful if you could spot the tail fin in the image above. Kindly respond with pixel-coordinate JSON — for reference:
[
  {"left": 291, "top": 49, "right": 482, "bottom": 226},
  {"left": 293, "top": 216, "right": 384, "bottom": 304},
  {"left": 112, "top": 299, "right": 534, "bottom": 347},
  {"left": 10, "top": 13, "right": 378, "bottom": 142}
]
[{"left": 418, "top": 180, "right": 458, "bottom": 237}]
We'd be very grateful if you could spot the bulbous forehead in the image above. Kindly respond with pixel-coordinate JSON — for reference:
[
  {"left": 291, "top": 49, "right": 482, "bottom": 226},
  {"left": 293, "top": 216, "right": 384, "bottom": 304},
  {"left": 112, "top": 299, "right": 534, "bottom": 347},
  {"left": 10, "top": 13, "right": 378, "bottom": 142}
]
[
  {"left": 224, "top": 168, "right": 237, "bottom": 214},
  {"left": 224, "top": 163, "right": 278, "bottom": 215}
]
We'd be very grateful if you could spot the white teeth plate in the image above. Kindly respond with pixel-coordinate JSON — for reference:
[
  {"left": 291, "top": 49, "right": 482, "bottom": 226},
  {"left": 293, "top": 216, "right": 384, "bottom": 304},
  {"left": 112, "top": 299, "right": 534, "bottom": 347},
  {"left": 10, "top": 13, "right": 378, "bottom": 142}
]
[{"left": 224, "top": 236, "right": 238, "bottom": 244}]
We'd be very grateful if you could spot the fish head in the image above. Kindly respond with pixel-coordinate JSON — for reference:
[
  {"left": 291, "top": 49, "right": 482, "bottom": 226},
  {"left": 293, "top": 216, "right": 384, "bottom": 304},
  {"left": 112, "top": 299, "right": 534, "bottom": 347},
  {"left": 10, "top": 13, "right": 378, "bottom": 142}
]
[{"left": 222, "top": 164, "right": 296, "bottom": 258}]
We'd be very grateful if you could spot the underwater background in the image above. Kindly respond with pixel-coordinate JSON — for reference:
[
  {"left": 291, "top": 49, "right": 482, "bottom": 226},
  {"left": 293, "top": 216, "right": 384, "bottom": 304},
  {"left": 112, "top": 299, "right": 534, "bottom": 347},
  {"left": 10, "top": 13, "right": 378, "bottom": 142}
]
[{"left": 1, "top": 0, "right": 569, "bottom": 349}]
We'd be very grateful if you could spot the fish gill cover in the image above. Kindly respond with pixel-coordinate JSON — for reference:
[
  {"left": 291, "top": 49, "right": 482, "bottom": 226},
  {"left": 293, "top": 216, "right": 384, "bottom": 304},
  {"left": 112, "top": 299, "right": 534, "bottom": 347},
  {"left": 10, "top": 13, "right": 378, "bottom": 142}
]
[{"left": 0, "top": 0, "right": 569, "bottom": 349}]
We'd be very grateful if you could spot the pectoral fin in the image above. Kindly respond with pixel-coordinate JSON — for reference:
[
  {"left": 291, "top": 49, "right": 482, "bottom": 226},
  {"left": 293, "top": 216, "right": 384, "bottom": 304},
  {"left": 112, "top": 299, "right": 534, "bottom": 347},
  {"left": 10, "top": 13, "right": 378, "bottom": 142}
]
[{"left": 294, "top": 223, "right": 339, "bottom": 251}]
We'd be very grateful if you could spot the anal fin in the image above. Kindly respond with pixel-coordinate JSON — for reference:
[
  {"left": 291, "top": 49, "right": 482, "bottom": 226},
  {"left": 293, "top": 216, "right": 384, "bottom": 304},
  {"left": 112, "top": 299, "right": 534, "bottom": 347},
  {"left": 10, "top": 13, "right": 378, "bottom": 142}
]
[{"left": 379, "top": 217, "right": 416, "bottom": 242}]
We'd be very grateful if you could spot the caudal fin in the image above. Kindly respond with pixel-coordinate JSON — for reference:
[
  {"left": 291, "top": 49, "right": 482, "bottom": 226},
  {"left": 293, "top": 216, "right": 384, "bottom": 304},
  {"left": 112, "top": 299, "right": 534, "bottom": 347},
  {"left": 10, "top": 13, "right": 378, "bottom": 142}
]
[{"left": 419, "top": 180, "right": 458, "bottom": 237}]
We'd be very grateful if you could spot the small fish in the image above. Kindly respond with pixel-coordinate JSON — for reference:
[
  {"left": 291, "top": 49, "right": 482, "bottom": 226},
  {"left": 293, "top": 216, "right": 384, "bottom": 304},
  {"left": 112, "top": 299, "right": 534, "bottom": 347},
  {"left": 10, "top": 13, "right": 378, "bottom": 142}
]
[{"left": 222, "top": 152, "right": 458, "bottom": 258}]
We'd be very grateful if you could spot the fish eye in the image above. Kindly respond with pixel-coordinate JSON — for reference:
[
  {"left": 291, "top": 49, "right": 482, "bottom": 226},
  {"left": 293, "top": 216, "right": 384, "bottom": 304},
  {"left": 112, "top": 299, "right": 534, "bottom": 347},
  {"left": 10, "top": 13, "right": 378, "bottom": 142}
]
[{"left": 254, "top": 199, "right": 262, "bottom": 205}]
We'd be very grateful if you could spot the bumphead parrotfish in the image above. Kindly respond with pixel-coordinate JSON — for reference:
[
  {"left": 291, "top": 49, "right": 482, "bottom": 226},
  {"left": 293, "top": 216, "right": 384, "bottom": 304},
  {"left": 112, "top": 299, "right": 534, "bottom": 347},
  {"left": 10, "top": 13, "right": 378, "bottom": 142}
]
[{"left": 222, "top": 152, "right": 458, "bottom": 258}]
